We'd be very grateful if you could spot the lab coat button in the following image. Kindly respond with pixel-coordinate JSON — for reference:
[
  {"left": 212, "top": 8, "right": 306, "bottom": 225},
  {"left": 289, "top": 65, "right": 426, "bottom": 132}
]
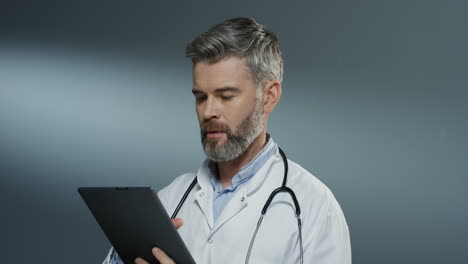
[
  {"left": 241, "top": 197, "right": 245, "bottom": 202},
  {"left": 200, "top": 191, "right": 204, "bottom": 197},
  {"left": 208, "top": 239, "right": 213, "bottom": 244}
]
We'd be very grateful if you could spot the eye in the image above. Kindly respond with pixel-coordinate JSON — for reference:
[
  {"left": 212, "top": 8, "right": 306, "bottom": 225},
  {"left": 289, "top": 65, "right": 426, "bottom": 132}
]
[
  {"left": 195, "top": 95, "right": 207, "bottom": 102},
  {"left": 221, "top": 96, "right": 234, "bottom": 100}
]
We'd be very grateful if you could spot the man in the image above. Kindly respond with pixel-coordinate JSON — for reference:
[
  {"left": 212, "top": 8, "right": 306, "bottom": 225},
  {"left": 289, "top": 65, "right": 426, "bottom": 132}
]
[{"left": 104, "top": 17, "right": 351, "bottom": 264}]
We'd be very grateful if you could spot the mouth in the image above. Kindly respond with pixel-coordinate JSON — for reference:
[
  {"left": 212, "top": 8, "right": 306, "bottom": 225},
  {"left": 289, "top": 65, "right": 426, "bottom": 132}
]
[{"left": 206, "top": 131, "right": 226, "bottom": 138}]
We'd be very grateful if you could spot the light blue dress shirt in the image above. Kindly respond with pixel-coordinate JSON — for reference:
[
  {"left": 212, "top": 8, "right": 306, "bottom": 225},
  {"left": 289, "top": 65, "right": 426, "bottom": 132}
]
[
  {"left": 208, "top": 135, "right": 277, "bottom": 222},
  {"left": 108, "top": 135, "right": 277, "bottom": 264}
]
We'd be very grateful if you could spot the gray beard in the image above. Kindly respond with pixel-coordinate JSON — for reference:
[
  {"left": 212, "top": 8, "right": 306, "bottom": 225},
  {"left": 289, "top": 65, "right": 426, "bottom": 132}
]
[{"left": 201, "top": 97, "right": 264, "bottom": 162}]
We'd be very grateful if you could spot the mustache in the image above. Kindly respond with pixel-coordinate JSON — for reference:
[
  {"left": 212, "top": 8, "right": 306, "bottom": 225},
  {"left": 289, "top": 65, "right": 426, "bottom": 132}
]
[{"left": 201, "top": 121, "right": 232, "bottom": 136}]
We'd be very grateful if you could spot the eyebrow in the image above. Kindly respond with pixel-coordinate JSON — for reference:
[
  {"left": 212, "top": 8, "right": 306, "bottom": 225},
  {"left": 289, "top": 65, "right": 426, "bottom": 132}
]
[{"left": 192, "top": 86, "right": 241, "bottom": 95}]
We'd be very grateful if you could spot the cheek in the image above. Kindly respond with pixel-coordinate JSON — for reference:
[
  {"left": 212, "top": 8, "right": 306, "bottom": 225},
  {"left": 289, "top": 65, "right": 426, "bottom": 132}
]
[
  {"left": 227, "top": 108, "right": 251, "bottom": 132},
  {"left": 195, "top": 107, "right": 203, "bottom": 122}
]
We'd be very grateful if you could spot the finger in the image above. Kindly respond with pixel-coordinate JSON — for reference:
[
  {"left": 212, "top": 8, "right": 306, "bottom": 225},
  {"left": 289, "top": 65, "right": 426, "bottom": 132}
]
[
  {"left": 171, "top": 218, "right": 184, "bottom": 229},
  {"left": 134, "top": 257, "right": 149, "bottom": 264},
  {"left": 152, "top": 247, "right": 175, "bottom": 264}
]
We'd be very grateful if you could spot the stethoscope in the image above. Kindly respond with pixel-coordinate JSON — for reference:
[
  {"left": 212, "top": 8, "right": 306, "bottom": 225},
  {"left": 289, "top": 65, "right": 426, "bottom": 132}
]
[{"left": 170, "top": 147, "right": 304, "bottom": 264}]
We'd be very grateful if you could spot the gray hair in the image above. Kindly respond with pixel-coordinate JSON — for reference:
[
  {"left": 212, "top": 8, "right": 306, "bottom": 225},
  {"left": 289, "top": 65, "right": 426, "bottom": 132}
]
[{"left": 186, "top": 17, "right": 283, "bottom": 90}]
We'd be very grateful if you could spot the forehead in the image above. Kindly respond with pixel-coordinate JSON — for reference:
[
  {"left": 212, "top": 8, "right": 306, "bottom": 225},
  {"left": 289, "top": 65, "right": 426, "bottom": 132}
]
[{"left": 192, "top": 56, "right": 255, "bottom": 91}]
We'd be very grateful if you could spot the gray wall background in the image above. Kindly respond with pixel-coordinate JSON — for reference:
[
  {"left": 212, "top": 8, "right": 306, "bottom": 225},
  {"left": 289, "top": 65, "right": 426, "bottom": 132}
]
[{"left": 1, "top": 0, "right": 467, "bottom": 263}]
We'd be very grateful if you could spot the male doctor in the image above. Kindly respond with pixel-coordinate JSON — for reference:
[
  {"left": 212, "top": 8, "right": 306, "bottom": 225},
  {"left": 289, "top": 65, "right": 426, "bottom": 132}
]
[{"left": 104, "top": 17, "right": 351, "bottom": 264}]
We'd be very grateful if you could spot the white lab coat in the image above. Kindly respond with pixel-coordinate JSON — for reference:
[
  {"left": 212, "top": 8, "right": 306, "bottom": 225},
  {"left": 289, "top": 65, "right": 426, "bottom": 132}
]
[{"left": 104, "top": 148, "right": 351, "bottom": 263}]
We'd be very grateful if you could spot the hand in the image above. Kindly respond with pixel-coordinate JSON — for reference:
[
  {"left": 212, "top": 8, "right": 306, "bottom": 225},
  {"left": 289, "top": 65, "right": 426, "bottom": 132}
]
[
  {"left": 134, "top": 218, "right": 184, "bottom": 264},
  {"left": 171, "top": 218, "right": 184, "bottom": 229},
  {"left": 135, "top": 247, "right": 175, "bottom": 264}
]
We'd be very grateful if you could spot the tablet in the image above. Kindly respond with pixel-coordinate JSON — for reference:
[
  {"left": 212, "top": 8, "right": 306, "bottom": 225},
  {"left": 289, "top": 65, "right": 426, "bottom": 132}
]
[{"left": 78, "top": 187, "right": 196, "bottom": 264}]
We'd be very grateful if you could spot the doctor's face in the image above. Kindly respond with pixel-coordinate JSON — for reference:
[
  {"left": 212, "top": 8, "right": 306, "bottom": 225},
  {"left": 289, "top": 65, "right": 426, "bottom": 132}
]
[{"left": 192, "top": 56, "right": 264, "bottom": 162}]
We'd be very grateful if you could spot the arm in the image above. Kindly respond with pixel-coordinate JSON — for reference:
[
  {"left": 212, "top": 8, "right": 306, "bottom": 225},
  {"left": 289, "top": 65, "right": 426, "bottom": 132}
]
[{"left": 301, "top": 196, "right": 352, "bottom": 264}]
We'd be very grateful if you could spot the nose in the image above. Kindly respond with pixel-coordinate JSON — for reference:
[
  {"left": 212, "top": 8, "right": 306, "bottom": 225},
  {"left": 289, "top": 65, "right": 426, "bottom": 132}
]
[{"left": 200, "top": 96, "right": 221, "bottom": 121}]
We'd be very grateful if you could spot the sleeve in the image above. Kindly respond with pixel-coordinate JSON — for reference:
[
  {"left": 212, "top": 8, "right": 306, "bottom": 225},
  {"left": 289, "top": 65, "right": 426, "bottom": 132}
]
[
  {"left": 102, "top": 247, "right": 125, "bottom": 264},
  {"left": 302, "top": 195, "right": 352, "bottom": 264}
]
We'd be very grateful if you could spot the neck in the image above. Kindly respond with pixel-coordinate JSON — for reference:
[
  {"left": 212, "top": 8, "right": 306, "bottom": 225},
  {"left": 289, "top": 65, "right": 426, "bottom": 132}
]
[{"left": 216, "top": 132, "right": 268, "bottom": 188}]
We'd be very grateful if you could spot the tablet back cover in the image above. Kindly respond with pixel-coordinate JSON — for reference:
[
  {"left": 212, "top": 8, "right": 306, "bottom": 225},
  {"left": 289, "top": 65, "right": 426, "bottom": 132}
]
[{"left": 78, "top": 187, "right": 195, "bottom": 264}]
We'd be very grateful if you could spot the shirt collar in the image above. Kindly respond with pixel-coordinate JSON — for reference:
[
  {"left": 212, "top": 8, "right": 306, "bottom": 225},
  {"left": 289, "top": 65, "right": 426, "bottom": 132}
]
[{"left": 208, "top": 133, "right": 277, "bottom": 191}]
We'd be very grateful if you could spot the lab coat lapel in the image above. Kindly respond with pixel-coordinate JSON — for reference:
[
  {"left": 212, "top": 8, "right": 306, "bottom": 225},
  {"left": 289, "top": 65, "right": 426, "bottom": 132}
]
[
  {"left": 211, "top": 151, "right": 280, "bottom": 233},
  {"left": 211, "top": 188, "right": 248, "bottom": 233},
  {"left": 194, "top": 159, "right": 215, "bottom": 229}
]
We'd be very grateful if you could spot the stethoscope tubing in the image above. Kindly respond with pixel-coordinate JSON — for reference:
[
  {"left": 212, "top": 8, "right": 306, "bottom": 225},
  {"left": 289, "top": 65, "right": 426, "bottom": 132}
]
[{"left": 170, "top": 147, "right": 304, "bottom": 264}]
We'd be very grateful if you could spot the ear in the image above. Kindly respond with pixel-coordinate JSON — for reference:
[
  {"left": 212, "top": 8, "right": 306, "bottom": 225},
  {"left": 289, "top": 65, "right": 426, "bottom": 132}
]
[{"left": 262, "top": 80, "right": 282, "bottom": 114}]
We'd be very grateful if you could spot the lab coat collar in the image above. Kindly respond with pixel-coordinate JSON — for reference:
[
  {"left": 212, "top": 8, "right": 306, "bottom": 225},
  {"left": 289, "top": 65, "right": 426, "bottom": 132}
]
[
  {"left": 193, "top": 141, "right": 282, "bottom": 231},
  {"left": 243, "top": 144, "right": 281, "bottom": 197}
]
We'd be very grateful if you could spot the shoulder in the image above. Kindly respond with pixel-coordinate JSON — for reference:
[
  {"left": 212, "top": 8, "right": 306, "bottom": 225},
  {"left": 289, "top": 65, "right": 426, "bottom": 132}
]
[
  {"left": 285, "top": 160, "right": 351, "bottom": 262},
  {"left": 157, "top": 172, "right": 197, "bottom": 211},
  {"left": 285, "top": 159, "right": 346, "bottom": 221},
  {"left": 286, "top": 159, "right": 333, "bottom": 201}
]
